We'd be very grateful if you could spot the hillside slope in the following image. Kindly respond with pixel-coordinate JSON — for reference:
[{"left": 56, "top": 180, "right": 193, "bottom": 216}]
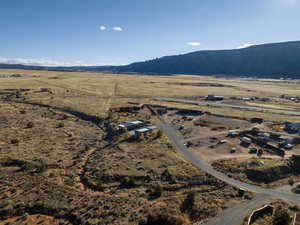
[{"left": 117, "top": 41, "right": 300, "bottom": 78}]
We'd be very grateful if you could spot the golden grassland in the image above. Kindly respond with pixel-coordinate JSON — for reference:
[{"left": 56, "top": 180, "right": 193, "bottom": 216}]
[{"left": 1, "top": 69, "right": 300, "bottom": 121}]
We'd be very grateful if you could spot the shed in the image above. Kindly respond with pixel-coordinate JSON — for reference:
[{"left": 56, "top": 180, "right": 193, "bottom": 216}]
[{"left": 228, "top": 130, "right": 239, "bottom": 137}]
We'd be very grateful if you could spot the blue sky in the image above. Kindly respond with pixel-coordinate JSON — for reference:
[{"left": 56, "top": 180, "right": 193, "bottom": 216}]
[{"left": 0, "top": 0, "right": 300, "bottom": 66}]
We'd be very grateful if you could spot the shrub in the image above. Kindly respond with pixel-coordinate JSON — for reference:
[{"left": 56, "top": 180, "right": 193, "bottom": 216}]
[
  {"left": 156, "top": 130, "right": 163, "bottom": 138},
  {"left": 273, "top": 207, "right": 292, "bottom": 225},
  {"left": 180, "top": 192, "right": 195, "bottom": 212},
  {"left": 140, "top": 213, "right": 185, "bottom": 225},
  {"left": 57, "top": 122, "right": 64, "bottom": 128},
  {"left": 121, "top": 176, "right": 138, "bottom": 188},
  {"left": 288, "top": 178, "right": 294, "bottom": 186},
  {"left": 26, "top": 121, "right": 34, "bottom": 128},
  {"left": 147, "top": 184, "right": 163, "bottom": 200},
  {"left": 10, "top": 139, "right": 19, "bottom": 144},
  {"left": 0, "top": 200, "right": 14, "bottom": 216}
]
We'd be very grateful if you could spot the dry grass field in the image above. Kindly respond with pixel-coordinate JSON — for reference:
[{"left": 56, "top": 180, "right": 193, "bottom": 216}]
[
  {"left": 0, "top": 69, "right": 299, "bottom": 225},
  {"left": 1, "top": 69, "right": 300, "bottom": 120}
]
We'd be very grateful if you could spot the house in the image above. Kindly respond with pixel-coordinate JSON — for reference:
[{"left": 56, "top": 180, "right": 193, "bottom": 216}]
[
  {"left": 285, "top": 122, "right": 300, "bottom": 134},
  {"left": 111, "top": 106, "right": 141, "bottom": 113},
  {"left": 176, "top": 109, "right": 203, "bottom": 116},
  {"left": 242, "top": 97, "right": 254, "bottom": 101},
  {"left": 118, "top": 121, "right": 145, "bottom": 131},
  {"left": 250, "top": 118, "right": 263, "bottom": 124},
  {"left": 205, "top": 95, "right": 224, "bottom": 101},
  {"left": 135, "top": 126, "right": 158, "bottom": 139},
  {"left": 240, "top": 137, "right": 252, "bottom": 147},
  {"left": 228, "top": 130, "right": 239, "bottom": 137}
]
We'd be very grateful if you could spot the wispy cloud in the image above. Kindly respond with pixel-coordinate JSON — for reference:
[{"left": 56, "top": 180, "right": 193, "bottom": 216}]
[
  {"left": 186, "top": 42, "right": 201, "bottom": 46},
  {"left": 0, "top": 57, "right": 103, "bottom": 67},
  {"left": 285, "top": 0, "right": 298, "bottom": 5},
  {"left": 100, "top": 25, "right": 106, "bottom": 31},
  {"left": 237, "top": 43, "right": 255, "bottom": 49},
  {"left": 112, "top": 26, "right": 123, "bottom": 31}
]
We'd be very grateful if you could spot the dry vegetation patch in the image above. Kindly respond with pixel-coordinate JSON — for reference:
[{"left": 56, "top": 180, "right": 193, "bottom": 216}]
[{"left": 212, "top": 156, "right": 300, "bottom": 188}]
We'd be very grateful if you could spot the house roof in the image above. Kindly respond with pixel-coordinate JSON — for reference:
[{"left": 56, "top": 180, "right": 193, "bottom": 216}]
[
  {"left": 119, "top": 121, "right": 143, "bottom": 128},
  {"left": 136, "top": 126, "right": 158, "bottom": 133},
  {"left": 147, "top": 125, "right": 157, "bottom": 130},
  {"left": 131, "top": 121, "right": 144, "bottom": 125},
  {"left": 136, "top": 128, "right": 150, "bottom": 133}
]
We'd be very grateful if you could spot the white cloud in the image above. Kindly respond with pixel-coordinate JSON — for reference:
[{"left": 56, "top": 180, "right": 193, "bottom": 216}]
[
  {"left": 0, "top": 57, "right": 103, "bottom": 67},
  {"left": 285, "top": 0, "right": 298, "bottom": 5},
  {"left": 100, "top": 25, "right": 106, "bottom": 31},
  {"left": 237, "top": 43, "right": 255, "bottom": 49},
  {"left": 186, "top": 42, "right": 201, "bottom": 46},
  {"left": 112, "top": 26, "right": 123, "bottom": 31}
]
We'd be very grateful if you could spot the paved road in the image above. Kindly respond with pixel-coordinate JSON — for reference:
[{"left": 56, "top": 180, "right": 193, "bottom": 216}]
[
  {"left": 157, "top": 122, "right": 300, "bottom": 204},
  {"left": 198, "top": 194, "right": 270, "bottom": 225},
  {"left": 155, "top": 97, "right": 300, "bottom": 116}
]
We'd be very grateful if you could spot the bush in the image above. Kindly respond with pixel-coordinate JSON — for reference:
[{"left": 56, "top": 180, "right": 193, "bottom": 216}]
[
  {"left": 147, "top": 184, "right": 163, "bottom": 200},
  {"left": 121, "top": 176, "right": 139, "bottom": 188},
  {"left": 0, "top": 200, "right": 14, "bottom": 216},
  {"left": 57, "top": 122, "right": 64, "bottom": 128},
  {"left": 156, "top": 130, "right": 163, "bottom": 138},
  {"left": 140, "top": 213, "right": 185, "bottom": 225},
  {"left": 273, "top": 207, "right": 292, "bottom": 225},
  {"left": 288, "top": 178, "right": 294, "bottom": 186},
  {"left": 10, "top": 139, "right": 19, "bottom": 144},
  {"left": 26, "top": 121, "right": 34, "bottom": 128},
  {"left": 180, "top": 192, "right": 195, "bottom": 212}
]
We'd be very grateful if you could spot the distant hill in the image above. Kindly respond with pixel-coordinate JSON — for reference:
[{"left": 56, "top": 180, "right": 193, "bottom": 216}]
[
  {"left": 117, "top": 41, "right": 300, "bottom": 78},
  {"left": 0, "top": 63, "right": 115, "bottom": 72},
  {"left": 1, "top": 40, "right": 300, "bottom": 78}
]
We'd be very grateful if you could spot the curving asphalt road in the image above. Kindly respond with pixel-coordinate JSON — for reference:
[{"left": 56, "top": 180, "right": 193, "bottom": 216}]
[
  {"left": 157, "top": 122, "right": 300, "bottom": 205},
  {"left": 198, "top": 194, "right": 271, "bottom": 225}
]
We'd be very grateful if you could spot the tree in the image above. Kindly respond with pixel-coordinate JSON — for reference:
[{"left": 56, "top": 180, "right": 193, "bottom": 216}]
[
  {"left": 148, "top": 184, "right": 163, "bottom": 200},
  {"left": 288, "top": 178, "right": 295, "bottom": 186},
  {"left": 180, "top": 192, "right": 195, "bottom": 212},
  {"left": 257, "top": 149, "right": 263, "bottom": 158},
  {"left": 273, "top": 206, "right": 292, "bottom": 225}
]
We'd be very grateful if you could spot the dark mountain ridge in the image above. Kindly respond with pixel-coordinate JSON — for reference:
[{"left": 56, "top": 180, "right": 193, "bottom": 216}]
[
  {"left": 117, "top": 40, "right": 300, "bottom": 78},
  {"left": 1, "top": 40, "right": 300, "bottom": 78}
]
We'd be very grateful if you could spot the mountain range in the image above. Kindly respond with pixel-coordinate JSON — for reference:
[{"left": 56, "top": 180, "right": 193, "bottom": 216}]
[{"left": 1, "top": 40, "right": 300, "bottom": 78}]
